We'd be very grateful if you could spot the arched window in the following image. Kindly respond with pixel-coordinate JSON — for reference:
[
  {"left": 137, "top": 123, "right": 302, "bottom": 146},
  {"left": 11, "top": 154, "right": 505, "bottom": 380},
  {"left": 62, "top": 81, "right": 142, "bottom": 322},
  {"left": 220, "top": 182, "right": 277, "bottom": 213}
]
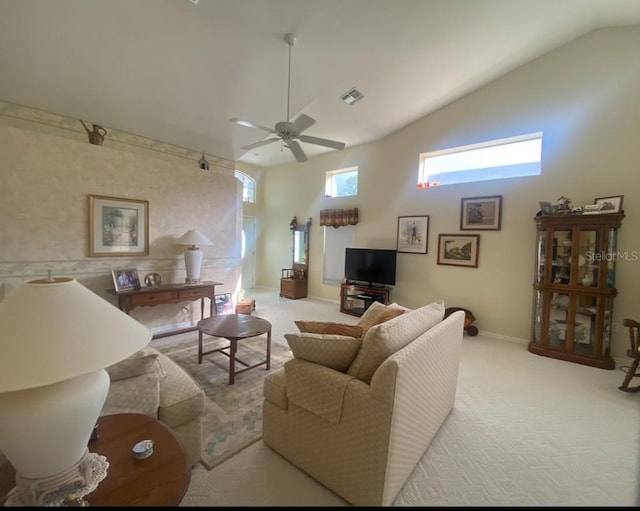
[{"left": 234, "top": 170, "right": 256, "bottom": 203}]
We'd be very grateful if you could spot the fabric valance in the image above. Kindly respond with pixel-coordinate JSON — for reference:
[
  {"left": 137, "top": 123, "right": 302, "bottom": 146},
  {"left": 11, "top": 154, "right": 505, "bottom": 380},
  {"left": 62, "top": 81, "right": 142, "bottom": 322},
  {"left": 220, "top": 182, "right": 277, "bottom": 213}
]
[{"left": 319, "top": 208, "right": 359, "bottom": 228}]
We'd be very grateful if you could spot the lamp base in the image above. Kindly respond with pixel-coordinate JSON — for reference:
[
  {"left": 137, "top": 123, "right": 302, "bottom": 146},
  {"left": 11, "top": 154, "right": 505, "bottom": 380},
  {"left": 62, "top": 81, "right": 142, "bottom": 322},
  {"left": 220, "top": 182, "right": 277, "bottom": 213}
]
[
  {"left": 5, "top": 450, "right": 109, "bottom": 506},
  {"left": 184, "top": 277, "right": 201, "bottom": 285}
]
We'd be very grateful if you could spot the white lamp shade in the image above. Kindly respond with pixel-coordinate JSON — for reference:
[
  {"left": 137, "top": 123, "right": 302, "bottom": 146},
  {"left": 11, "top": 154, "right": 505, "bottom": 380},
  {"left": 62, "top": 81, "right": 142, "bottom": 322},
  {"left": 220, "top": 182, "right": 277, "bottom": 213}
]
[
  {"left": 0, "top": 278, "right": 152, "bottom": 392},
  {"left": 174, "top": 228, "right": 213, "bottom": 247}
]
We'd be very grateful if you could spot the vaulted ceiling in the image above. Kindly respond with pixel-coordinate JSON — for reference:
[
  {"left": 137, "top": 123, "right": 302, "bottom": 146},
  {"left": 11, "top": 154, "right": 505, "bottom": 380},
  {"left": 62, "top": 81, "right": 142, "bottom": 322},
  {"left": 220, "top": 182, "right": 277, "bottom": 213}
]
[{"left": 1, "top": 0, "right": 640, "bottom": 167}]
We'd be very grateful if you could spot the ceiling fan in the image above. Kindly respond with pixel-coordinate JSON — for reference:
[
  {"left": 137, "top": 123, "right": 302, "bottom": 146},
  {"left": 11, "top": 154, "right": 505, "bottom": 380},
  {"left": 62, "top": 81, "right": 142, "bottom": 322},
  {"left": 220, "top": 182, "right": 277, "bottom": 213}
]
[{"left": 230, "top": 33, "right": 346, "bottom": 163}]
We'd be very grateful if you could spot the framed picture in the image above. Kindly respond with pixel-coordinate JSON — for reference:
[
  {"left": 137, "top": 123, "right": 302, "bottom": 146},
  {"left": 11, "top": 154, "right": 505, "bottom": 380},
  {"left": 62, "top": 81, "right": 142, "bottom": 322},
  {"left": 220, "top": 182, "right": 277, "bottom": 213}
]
[
  {"left": 437, "top": 234, "right": 480, "bottom": 268},
  {"left": 538, "top": 201, "right": 554, "bottom": 216},
  {"left": 89, "top": 195, "right": 149, "bottom": 257},
  {"left": 111, "top": 268, "right": 141, "bottom": 292},
  {"left": 397, "top": 215, "right": 429, "bottom": 254},
  {"left": 460, "top": 195, "right": 502, "bottom": 230},
  {"left": 594, "top": 195, "right": 624, "bottom": 214},
  {"left": 215, "top": 293, "right": 234, "bottom": 315}
]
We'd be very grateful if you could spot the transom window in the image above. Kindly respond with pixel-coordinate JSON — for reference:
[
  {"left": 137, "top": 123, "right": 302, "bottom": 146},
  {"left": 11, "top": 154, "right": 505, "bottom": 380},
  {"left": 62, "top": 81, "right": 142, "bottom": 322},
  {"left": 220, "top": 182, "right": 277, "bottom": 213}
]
[
  {"left": 235, "top": 170, "right": 256, "bottom": 203},
  {"left": 325, "top": 166, "right": 358, "bottom": 198},
  {"left": 418, "top": 132, "right": 543, "bottom": 188}
]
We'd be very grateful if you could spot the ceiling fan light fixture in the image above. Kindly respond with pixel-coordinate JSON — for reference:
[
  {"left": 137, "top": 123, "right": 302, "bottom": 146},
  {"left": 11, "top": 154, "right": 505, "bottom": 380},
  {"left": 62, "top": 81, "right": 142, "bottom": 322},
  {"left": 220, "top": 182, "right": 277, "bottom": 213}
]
[{"left": 340, "top": 87, "right": 364, "bottom": 105}]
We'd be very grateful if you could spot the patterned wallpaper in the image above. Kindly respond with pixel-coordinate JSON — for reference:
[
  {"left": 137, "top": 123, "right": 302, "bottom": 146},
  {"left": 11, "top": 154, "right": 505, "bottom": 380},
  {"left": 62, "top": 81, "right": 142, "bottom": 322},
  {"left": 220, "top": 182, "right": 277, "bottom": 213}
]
[{"left": 0, "top": 105, "right": 242, "bottom": 334}]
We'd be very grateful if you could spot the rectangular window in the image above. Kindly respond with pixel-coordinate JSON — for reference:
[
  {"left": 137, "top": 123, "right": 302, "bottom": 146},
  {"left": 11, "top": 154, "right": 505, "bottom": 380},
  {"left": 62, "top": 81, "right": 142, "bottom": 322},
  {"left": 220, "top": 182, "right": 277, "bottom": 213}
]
[
  {"left": 325, "top": 166, "right": 358, "bottom": 198},
  {"left": 418, "top": 132, "right": 542, "bottom": 187}
]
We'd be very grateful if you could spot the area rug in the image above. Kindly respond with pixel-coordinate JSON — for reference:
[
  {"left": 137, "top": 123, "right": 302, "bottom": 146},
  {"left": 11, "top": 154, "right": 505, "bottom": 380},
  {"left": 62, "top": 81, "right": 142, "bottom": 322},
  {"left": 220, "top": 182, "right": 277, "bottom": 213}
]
[{"left": 152, "top": 332, "right": 292, "bottom": 470}]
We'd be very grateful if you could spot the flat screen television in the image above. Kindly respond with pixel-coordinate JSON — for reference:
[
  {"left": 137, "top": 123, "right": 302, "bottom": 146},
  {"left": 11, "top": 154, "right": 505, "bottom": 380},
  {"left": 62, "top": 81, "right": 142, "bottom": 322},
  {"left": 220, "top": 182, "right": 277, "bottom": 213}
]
[{"left": 344, "top": 248, "right": 397, "bottom": 287}]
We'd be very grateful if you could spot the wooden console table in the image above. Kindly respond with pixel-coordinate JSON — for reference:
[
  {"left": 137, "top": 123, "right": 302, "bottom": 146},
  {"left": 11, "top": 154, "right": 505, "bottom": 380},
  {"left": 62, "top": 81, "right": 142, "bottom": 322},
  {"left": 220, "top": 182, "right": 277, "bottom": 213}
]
[{"left": 108, "top": 281, "right": 223, "bottom": 339}]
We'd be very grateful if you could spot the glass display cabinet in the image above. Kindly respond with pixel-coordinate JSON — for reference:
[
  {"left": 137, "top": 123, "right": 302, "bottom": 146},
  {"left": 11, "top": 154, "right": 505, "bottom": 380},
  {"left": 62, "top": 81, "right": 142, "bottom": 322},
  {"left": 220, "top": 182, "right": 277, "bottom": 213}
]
[{"left": 530, "top": 213, "right": 624, "bottom": 369}]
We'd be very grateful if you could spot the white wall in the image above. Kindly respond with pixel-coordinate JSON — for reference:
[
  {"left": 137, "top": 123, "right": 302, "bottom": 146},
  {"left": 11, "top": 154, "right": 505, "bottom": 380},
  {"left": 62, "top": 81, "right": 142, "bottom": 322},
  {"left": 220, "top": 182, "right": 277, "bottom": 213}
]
[{"left": 255, "top": 26, "right": 640, "bottom": 361}]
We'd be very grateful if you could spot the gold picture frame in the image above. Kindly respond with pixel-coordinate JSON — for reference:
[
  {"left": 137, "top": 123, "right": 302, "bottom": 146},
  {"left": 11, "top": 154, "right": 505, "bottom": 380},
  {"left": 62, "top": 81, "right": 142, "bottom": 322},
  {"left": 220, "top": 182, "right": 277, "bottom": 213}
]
[{"left": 89, "top": 195, "right": 149, "bottom": 257}]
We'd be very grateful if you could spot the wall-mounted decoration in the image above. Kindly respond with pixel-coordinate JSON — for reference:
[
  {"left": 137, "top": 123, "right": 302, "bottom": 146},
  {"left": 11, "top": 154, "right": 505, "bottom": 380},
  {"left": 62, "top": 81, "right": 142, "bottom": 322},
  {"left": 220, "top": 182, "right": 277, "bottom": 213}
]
[
  {"left": 215, "top": 293, "right": 234, "bottom": 315},
  {"left": 397, "top": 215, "right": 429, "bottom": 254},
  {"left": 89, "top": 195, "right": 149, "bottom": 257},
  {"left": 460, "top": 195, "right": 502, "bottom": 230},
  {"left": 437, "top": 234, "right": 480, "bottom": 268},
  {"left": 198, "top": 150, "right": 210, "bottom": 170},
  {"left": 80, "top": 120, "right": 107, "bottom": 146},
  {"left": 594, "top": 195, "right": 624, "bottom": 214},
  {"left": 111, "top": 268, "right": 141, "bottom": 292}
]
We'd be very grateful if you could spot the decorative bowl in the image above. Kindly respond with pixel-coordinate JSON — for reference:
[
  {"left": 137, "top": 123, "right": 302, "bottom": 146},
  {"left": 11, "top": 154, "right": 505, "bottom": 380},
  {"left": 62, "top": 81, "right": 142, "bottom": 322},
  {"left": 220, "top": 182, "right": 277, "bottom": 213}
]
[{"left": 132, "top": 439, "right": 154, "bottom": 459}]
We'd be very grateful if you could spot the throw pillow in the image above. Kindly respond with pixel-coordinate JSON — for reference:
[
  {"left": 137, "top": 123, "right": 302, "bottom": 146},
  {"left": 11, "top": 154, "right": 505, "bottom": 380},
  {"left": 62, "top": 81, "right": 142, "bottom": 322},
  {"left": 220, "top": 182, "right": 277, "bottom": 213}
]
[
  {"left": 347, "top": 300, "right": 445, "bottom": 384},
  {"left": 295, "top": 320, "right": 364, "bottom": 338},
  {"left": 356, "top": 301, "right": 406, "bottom": 334},
  {"left": 105, "top": 347, "right": 160, "bottom": 382},
  {"left": 285, "top": 332, "right": 363, "bottom": 372}
]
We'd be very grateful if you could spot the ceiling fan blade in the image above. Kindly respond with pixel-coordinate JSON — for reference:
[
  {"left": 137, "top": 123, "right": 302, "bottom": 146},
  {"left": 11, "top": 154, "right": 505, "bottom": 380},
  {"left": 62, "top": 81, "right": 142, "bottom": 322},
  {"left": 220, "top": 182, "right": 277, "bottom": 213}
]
[
  {"left": 229, "top": 118, "right": 275, "bottom": 133},
  {"left": 287, "top": 141, "right": 308, "bottom": 162},
  {"left": 299, "top": 135, "right": 346, "bottom": 151},
  {"left": 241, "top": 138, "right": 280, "bottom": 151},
  {"left": 290, "top": 114, "right": 316, "bottom": 134}
]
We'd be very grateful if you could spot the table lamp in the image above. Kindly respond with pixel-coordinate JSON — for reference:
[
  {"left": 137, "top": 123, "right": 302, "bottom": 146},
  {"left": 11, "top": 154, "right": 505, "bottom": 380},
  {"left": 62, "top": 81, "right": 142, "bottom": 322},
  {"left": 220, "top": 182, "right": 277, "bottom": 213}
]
[
  {"left": 174, "top": 228, "right": 214, "bottom": 285},
  {"left": 0, "top": 275, "right": 152, "bottom": 506}
]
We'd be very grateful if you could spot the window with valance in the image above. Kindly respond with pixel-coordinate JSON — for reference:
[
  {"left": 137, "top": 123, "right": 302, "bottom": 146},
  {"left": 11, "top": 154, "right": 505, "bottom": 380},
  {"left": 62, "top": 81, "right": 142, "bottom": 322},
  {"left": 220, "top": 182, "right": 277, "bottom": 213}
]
[{"left": 319, "top": 208, "right": 359, "bottom": 229}]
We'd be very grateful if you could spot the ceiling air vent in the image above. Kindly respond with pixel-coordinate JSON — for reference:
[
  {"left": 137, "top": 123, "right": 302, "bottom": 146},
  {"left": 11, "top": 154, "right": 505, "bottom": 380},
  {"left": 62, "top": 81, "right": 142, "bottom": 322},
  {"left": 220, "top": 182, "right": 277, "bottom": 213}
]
[{"left": 340, "top": 87, "right": 364, "bottom": 105}]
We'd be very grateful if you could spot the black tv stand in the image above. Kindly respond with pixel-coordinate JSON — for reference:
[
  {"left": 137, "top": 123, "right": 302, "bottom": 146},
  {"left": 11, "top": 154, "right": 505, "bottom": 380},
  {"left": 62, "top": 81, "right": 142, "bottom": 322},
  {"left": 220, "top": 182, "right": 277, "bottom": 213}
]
[{"left": 340, "top": 282, "right": 391, "bottom": 317}]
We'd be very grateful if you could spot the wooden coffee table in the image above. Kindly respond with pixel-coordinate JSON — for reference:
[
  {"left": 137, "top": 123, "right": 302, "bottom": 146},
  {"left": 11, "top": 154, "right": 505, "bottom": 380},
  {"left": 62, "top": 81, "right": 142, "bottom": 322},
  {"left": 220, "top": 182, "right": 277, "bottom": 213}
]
[
  {"left": 0, "top": 413, "right": 191, "bottom": 506},
  {"left": 197, "top": 314, "right": 272, "bottom": 384}
]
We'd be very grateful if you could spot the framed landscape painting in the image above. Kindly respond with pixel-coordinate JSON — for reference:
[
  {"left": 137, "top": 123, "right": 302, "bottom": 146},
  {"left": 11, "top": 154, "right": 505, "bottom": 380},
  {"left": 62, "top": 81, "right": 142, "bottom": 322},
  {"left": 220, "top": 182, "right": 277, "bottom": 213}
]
[
  {"left": 89, "top": 195, "right": 149, "bottom": 257},
  {"left": 460, "top": 195, "right": 502, "bottom": 230},
  {"left": 397, "top": 215, "right": 429, "bottom": 254},
  {"left": 437, "top": 234, "right": 480, "bottom": 268},
  {"left": 594, "top": 195, "right": 623, "bottom": 214}
]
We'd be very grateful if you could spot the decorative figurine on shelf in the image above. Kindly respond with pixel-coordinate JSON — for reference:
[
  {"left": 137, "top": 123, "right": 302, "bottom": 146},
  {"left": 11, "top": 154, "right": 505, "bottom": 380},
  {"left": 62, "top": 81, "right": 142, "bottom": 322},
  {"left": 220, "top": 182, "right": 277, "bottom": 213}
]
[
  {"left": 555, "top": 196, "right": 572, "bottom": 214},
  {"left": 80, "top": 120, "right": 107, "bottom": 146},
  {"left": 198, "top": 150, "right": 210, "bottom": 170},
  {"left": 289, "top": 216, "right": 298, "bottom": 230}
]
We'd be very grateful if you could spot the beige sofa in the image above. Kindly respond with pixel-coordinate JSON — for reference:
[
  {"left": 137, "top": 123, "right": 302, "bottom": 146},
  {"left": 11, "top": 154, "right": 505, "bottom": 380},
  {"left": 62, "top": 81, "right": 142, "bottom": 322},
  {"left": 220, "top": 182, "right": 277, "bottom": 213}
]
[
  {"left": 262, "top": 301, "right": 465, "bottom": 506},
  {"left": 101, "top": 346, "right": 205, "bottom": 466}
]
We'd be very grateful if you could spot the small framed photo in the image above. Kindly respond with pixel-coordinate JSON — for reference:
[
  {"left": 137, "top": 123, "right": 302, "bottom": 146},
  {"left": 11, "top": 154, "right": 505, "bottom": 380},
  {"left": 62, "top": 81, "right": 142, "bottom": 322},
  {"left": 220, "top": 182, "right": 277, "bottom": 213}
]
[
  {"left": 111, "top": 269, "right": 141, "bottom": 292},
  {"left": 539, "top": 201, "right": 554, "bottom": 216},
  {"left": 437, "top": 234, "right": 480, "bottom": 268},
  {"left": 215, "top": 293, "right": 234, "bottom": 315},
  {"left": 460, "top": 195, "right": 502, "bottom": 230},
  {"left": 594, "top": 195, "right": 624, "bottom": 214},
  {"left": 89, "top": 195, "right": 149, "bottom": 257},
  {"left": 397, "top": 215, "right": 429, "bottom": 254}
]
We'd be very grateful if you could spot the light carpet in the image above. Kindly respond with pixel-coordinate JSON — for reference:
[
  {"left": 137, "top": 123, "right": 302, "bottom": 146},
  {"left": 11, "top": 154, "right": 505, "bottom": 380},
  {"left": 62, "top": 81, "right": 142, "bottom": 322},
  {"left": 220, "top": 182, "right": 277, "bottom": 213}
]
[
  {"left": 179, "top": 289, "right": 640, "bottom": 507},
  {"left": 152, "top": 330, "right": 293, "bottom": 470}
]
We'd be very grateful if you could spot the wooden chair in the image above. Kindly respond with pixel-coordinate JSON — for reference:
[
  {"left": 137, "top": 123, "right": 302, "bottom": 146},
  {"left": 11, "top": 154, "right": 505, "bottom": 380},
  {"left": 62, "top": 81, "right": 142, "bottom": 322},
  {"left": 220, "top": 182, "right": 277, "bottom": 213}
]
[{"left": 618, "top": 319, "right": 640, "bottom": 392}]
